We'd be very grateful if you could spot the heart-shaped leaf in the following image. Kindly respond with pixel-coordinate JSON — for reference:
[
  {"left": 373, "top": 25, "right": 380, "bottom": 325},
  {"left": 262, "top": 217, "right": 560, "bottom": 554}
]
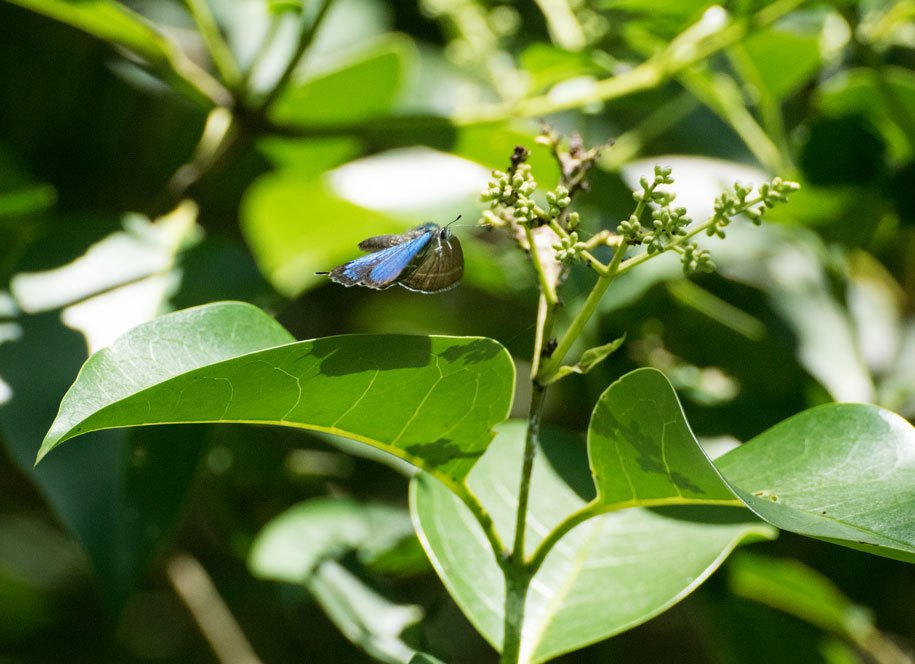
[{"left": 38, "top": 302, "right": 514, "bottom": 489}]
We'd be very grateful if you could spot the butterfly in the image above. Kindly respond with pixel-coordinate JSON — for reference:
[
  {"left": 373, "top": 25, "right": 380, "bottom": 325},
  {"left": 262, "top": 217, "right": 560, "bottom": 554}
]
[{"left": 318, "top": 221, "right": 464, "bottom": 293}]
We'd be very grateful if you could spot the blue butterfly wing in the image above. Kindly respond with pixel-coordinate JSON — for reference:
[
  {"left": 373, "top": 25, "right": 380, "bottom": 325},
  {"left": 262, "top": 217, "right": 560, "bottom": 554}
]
[{"left": 328, "top": 231, "right": 432, "bottom": 289}]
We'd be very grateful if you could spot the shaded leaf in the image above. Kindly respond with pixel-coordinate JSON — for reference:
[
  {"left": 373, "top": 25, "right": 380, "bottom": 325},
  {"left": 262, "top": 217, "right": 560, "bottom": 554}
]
[
  {"left": 249, "top": 497, "right": 423, "bottom": 664},
  {"left": 39, "top": 302, "right": 515, "bottom": 489},
  {"left": 728, "top": 552, "right": 873, "bottom": 639},
  {"left": 308, "top": 560, "right": 422, "bottom": 664},
  {"left": 588, "top": 368, "right": 741, "bottom": 509},
  {"left": 248, "top": 496, "right": 417, "bottom": 583}
]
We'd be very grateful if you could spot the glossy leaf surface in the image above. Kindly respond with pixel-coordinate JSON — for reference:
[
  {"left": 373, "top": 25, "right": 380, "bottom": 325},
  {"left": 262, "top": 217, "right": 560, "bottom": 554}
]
[
  {"left": 717, "top": 404, "right": 915, "bottom": 563},
  {"left": 39, "top": 302, "right": 514, "bottom": 488}
]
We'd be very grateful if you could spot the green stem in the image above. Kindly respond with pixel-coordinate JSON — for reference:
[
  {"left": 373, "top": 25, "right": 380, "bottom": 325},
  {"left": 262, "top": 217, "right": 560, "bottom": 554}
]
[
  {"left": 530, "top": 294, "right": 550, "bottom": 378},
  {"left": 500, "top": 381, "right": 547, "bottom": 663},
  {"left": 527, "top": 501, "right": 601, "bottom": 576},
  {"left": 512, "top": 382, "right": 546, "bottom": 562},
  {"left": 257, "top": 0, "right": 337, "bottom": 113},
  {"left": 536, "top": 241, "right": 627, "bottom": 383},
  {"left": 239, "top": 14, "right": 283, "bottom": 93},
  {"left": 452, "top": 484, "right": 508, "bottom": 561},
  {"left": 453, "top": 0, "right": 806, "bottom": 124},
  {"left": 524, "top": 226, "right": 559, "bottom": 305},
  {"left": 185, "top": 0, "right": 241, "bottom": 87},
  {"left": 499, "top": 566, "right": 533, "bottom": 664}
]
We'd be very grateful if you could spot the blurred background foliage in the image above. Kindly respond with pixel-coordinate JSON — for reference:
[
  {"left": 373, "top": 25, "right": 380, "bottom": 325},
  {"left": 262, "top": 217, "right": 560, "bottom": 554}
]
[{"left": 0, "top": 0, "right": 914, "bottom": 662}]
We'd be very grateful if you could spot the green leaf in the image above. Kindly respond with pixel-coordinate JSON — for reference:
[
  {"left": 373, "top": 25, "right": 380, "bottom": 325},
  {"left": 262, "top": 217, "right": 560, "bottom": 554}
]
[
  {"left": 727, "top": 552, "right": 874, "bottom": 640},
  {"left": 270, "top": 37, "right": 412, "bottom": 126},
  {"left": 737, "top": 29, "right": 821, "bottom": 100},
  {"left": 716, "top": 404, "right": 915, "bottom": 563},
  {"left": 818, "top": 66, "right": 915, "bottom": 160},
  {"left": 248, "top": 496, "right": 416, "bottom": 583},
  {"left": 588, "top": 368, "right": 742, "bottom": 509},
  {"left": 249, "top": 497, "right": 423, "bottom": 664},
  {"left": 519, "top": 44, "right": 597, "bottom": 94},
  {"left": 38, "top": 302, "right": 515, "bottom": 489},
  {"left": 411, "top": 421, "right": 775, "bottom": 662},
  {"left": 544, "top": 335, "right": 625, "bottom": 384},
  {"left": 6, "top": 0, "right": 224, "bottom": 107},
  {"left": 304, "top": 559, "right": 422, "bottom": 664}
]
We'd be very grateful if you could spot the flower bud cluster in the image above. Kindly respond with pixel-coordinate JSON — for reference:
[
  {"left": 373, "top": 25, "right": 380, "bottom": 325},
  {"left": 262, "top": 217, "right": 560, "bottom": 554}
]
[
  {"left": 545, "top": 186, "right": 572, "bottom": 218},
  {"left": 552, "top": 231, "right": 587, "bottom": 265},
  {"left": 681, "top": 242, "right": 716, "bottom": 273},
  {"left": 617, "top": 166, "right": 678, "bottom": 247},
  {"left": 480, "top": 164, "right": 546, "bottom": 226},
  {"left": 644, "top": 206, "right": 691, "bottom": 254}
]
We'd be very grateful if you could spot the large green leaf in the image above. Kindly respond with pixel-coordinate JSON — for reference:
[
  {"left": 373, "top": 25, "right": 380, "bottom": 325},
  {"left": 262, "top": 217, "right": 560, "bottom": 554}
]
[
  {"left": 717, "top": 404, "right": 915, "bottom": 563},
  {"left": 588, "top": 368, "right": 741, "bottom": 510},
  {"left": 600, "top": 368, "right": 915, "bottom": 562},
  {"left": 411, "top": 421, "right": 775, "bottom": 662},
  {"left": 38, "top": 302, "right": 514, "bottom": 489}
]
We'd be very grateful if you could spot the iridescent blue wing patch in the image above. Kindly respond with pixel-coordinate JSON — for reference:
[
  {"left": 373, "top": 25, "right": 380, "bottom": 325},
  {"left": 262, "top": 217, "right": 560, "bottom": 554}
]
[{"left": 327, "top": 230, "right": 433, "bottom": 290}]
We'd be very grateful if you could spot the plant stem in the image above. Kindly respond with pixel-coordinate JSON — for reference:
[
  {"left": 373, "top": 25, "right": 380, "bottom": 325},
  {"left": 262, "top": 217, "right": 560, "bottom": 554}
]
[
  {"left": 536, "top": 241, "right": 627, "bottom": 383},
  {"left": 499, "top": 565, "right": 533, "bottom": 664},
  {"left": 257, "top": 0, "right": 337, "bottom": 113},
  {"left": 527, "top": 501, "right": 601, "bottom": 576},
  {"left": 524, "top": 226, "right": 559, "bottom": 305},
  {"left": 239, "top": 14, "right": 283, "bottom": 93},
  {"left": 512, "top": 382, "right": 546, "bottom": 561},
  {"left": 530, "top": 294, "right": 550, "bottom": 378},
  {"left": 185, "top": 0, "right": 241, "bottom": 87},
  {"left": 453, "top": 0, "right": 806, "bottom": 124},
  {"left": 500, "top": 381, "right": 547, "bottom": 663}
]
